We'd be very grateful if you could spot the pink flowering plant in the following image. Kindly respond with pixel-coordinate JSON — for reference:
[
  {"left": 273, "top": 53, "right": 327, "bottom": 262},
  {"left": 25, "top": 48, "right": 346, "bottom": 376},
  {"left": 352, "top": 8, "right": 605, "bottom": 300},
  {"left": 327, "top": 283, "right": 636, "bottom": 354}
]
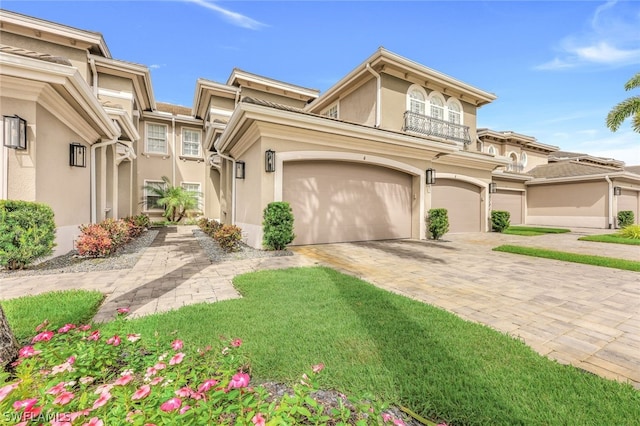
[{"left": 0, "top": 309, "right": 406, "bottom": 425}]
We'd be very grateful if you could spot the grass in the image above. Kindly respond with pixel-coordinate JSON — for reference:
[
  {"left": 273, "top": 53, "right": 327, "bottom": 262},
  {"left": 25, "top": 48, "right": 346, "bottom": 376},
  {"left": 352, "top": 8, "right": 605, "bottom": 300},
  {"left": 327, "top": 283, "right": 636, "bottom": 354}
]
[
  {"left": 494, "top": 245, "right": 640, "bottom": 272},
  {"left": 503, "top": 226, "right": 571, "bottom": 236},
  {"left": 2, "top": 290, "right": 104, "bottom": 343},
  {"left": 578, "top": 233, "right": 640, "bottom": 246}
]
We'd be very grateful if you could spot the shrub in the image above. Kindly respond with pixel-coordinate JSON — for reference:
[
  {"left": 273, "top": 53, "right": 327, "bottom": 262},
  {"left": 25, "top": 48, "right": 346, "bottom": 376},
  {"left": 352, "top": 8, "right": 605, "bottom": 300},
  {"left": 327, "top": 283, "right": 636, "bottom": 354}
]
[
  {"left": 214, "top": 224, "right": 242, "bottom": 252},
  {"left": 0, "top": 200, "right": 56, "bottom": 270},
  {"left": 0, "top": 311, "right": 395, "bottom": 425},
  {"left": 124, "top": 214, "right": 150, "bottom": 238},
  {"left": 76, "top": 224, "right": 113, "bottom": 257},
  {"left": 491, "top": 210, "right": 511, "bottom": 232},
  {"left": 427, "top": 208, "right": 449, "bottom": 240},
  {"left": 617, "top": 210, "right": 635, "bottom": 228},
  {"left": 99, "top": 218, "right": 131, "bottom": 248},
  {"left": 198, "top": 218, "right": 223, "bottom": 237},
  {"left": 262, "top": 202, "right": 296, "bottom": 250},
  {"left": 617, "top": 224, "right": 640, "bottom": 239}
]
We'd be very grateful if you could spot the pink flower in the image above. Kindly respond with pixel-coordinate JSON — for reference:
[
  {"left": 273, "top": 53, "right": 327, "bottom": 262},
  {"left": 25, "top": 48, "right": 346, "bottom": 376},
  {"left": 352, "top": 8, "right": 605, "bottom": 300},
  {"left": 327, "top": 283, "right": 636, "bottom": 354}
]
[
  {"left": 228, "top": 372, "right": 250, "bottom": 390},
  {"left": 35, "top": 319, "right": 49, "bottom": 332},
  {"left": 92, "top": 391, "right": 111, "bottom": 410},
  {"left": 117, "top": 307, "right": 130, "bottom": 314},
  {"left": 114, "top": 374, "right": 133, "bottom": 386},
  {"left": 252, "top": 413, "right": 266, "bottom": 426},
  {"left": 80, "top": 377, "right": 95, "bottom": 385},
  {"left": 68, "top": 409, "right": 91, "bottom": 421},
  {"left": 382, "top": 413, "right": 393, "bottom": 422},
  {"left": 153, "top": 362, "right": 166, "bottom": 371},
  {"left": 171, "top": 339, "right": 183, "bottom": 350},
  {"left": 312, "top": 363, "right": 325, "bottom": 373},
  {"left": 127, "top": 334, "right": 141, "bottom": 342},
  {"left": 159, "top": 397, "right": 182, "bottom": 412},
  {"left": 67, "top": 356, "right": 76, "bottom": 365},
  {"left": 393, "top": 419, "right": 406, "bottom": 426},
  {"left": 58, "top": 324, "right": 76, "bottom": 333},
  {"left": 87, "top": 330, "right": 101, "bottom": 341},
  {"left": 198, "top": 379, "right": 219, "bottom": 393},
  {"left": 51, "top": 421, "right": 72, "bottom": 426},
  {"left": 106, "top": 335, "right": 121, "bottom": 346},
  {"left": 0, "top": 381, "right": 20, "bottom": 402},
  {"left": 169, "top": 352, "right": 184, "bottom": 365},
  {"left": 94, "top": 384, "right": 113, "bottom": 395},
  {"left": 149, "top": 376, "right": 164, "bottom": 385},
  {"left": 13, "top": 397, "right": 38, "bottom": 411},
  {"left": 51, "top": 361, "right": 74, "bottom": 375},
  {"left": 175, "top": 387, "right": 192, "bottom": 398},
  {"left": 32, "top": 330, "right": 54, "bottom": 343},
  {"left": 18, "top": 345, "right": 41, "bottom": 358},
  {"left": 82, "top": 418, "right": 104, "bottom": 426},
  {"left": 131, "top": 385, "right": 151, "bottom": 400},
  {"left": 78, "top": 324, "right": 92, "bottom": 331},
  {"left": 53, "top": 391, "right": 75, "bottom": 405},
  {"left": 179, "top": 405, "right": 191, "bottom": 415},
  {"left": 231, "top": 338, "right": 242, "bottom": 347},
  {"left": 46, "top": 382, "right": 67, "bottom": 395}
]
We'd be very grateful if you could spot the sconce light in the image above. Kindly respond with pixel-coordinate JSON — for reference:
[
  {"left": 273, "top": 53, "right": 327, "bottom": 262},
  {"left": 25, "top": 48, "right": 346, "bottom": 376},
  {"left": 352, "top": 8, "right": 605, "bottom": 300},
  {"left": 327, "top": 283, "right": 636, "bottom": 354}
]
[
  {"left": 489, "top": 182, "right": 497, "bottom": 194},
  {"left": 235, "top": 161, "right": 245, "bottom": 179},
  {"left": 426, "top": 168, "right": 436, "bottom": 185},
  {"left": 613, "top": 186, "right": 622, "bottom": 196},
  {"left": 69, "top": 143, "right": 86, "bottom": 167},
  {"left": 3, "top": 115, "right": 27, "bottom": 150},
  {"left": 265, "top": 149, "right": 276, "bottom": 173}
]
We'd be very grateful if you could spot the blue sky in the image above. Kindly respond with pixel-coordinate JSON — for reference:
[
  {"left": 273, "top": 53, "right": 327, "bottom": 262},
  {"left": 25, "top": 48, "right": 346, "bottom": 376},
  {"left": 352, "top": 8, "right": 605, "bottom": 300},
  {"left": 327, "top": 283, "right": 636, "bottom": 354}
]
[{"left": 4, "top": 0, "right": 640, "bottom": 164}]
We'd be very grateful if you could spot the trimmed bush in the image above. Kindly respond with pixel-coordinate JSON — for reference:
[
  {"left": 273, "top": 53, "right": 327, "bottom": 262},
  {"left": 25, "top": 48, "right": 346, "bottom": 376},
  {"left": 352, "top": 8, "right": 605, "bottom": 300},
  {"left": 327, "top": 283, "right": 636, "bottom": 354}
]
[
  {"left": 99, "top": 218, "right": 131, "bottom": 247},
  {"left": 262, "top": 202, "right": 295, "bottom": 250},
  {"left": 76, "top": 224, "right": 113, "bottom": 257},
  {"left": 0, "top": 200, "right": 56, "bottom": 270},
  {"left": 198, "top": 217, "right": 222, "bottom": 237},
  {"left": 491, "top": 210, "right": 511, "bottom": 232},
  {"left": 214, "top": 224, "right": 242, "bottom": 252},
  {"left": 617, "top": 224, "right": 640, "bottom": 239},
  {"left": 427, "top": 208, "right": 449, "bottom": 240},
  {"left": 617, "top": 210, "right": 635, "bottom": 228}
]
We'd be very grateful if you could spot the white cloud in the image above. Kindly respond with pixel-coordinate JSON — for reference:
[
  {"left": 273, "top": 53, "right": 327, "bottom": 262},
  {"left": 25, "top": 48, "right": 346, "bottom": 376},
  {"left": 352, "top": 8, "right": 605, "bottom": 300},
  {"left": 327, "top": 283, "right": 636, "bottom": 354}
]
[
  {"left": 560, "top": 129, "right": 640, "bottom": 164},
  {"left": 186, "top": 0, "right": 266, "bottom": 30},
  {"left": 149, "top": 64, "right": 164, "bottom": 70},
  {"left": 536, "top": 0, "right": 640, "bottom": 70}
]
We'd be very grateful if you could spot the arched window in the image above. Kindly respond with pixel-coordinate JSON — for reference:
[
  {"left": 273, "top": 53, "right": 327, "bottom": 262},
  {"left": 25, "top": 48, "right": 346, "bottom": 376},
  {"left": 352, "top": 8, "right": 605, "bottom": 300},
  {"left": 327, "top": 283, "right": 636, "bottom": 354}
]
[
  {"left": 521, "top": 151, "right": 528, "bottom": 167},
  {"left": 429, "top": 93, "right": 445, "bottom": 120},
  {"left": 407, "top": 85, "right": 427, "bottom": 115},
  {"left": 487, "top": 145, "right": 496, "bottom": 155},
  {"left": 446, "top": 99, "right": 462, "bottom": 125}
]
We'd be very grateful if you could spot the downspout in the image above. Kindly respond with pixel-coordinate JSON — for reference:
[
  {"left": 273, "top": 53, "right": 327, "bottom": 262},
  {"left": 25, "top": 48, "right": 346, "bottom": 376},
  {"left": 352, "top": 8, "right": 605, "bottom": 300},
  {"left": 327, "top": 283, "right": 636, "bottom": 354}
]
[
  {"left": 365, "top": 63, "right": 381, "bottom": 127},
  {"left": 604, "top": 175, "right": 614, "bottom": 229},
  {"left": 89, "top": 58, "right": 98, "bottom": 96},
  {"left": 171, "top": 117, "right": 176, "bottom": 184},
  {"left": 91, "top": 135, "right": 120, "bottom": 223},
  {"left": 216, "top": 152, "right": 237, "bottom": 225}
]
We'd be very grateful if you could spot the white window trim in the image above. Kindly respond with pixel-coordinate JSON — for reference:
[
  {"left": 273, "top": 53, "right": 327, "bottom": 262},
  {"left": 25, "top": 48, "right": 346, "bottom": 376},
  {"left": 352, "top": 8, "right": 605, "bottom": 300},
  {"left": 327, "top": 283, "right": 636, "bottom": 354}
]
[
  {"left": 143, "top": 179, "right": 167, "bottom": 211},
  {"left": 521, "top": 151, "right": 528, "bottom": 167},
  {"left": 446, "top": 98, "right": 464, "bottom": 125},
  {"left": 181, "top": 181, "right": 203, "bottom": 211},
  {"left": 508, "top": 151, "right": 519, "bottom": 162},
  {"left": 322, "top": 102, "right": 339, "bottom": 119},
  {"left": 428, "top": 91, "right": 446, "bottom": 120},
  {"left": 145, "top": 122, "right": 169, "bottom": 155},
  {"left": 181, "top": 127, "right": 202, "bottom": 158},
  {"left": 487, "top": 145, "right": 496, "bottom": 155},
  {"left": 406, "top": 84, "right": 428, "bottom": 113}
]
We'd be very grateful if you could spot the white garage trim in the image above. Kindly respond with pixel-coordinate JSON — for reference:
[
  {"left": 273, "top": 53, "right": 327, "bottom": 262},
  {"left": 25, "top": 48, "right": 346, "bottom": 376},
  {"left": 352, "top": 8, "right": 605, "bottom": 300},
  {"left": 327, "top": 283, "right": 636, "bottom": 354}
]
[
  {"left": 431, "top": 172, "right": 489, "bottom": 232},
  {"left": 274, "top": 150, "right": 425, "bottom": 240}
]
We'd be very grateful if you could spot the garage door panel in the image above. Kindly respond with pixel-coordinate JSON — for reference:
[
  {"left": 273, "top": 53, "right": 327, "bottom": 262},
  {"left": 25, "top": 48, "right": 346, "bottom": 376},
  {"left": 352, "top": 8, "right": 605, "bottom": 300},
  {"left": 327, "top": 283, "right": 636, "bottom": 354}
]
[
  {"left": 431, "top": 179, "right": 481, "bottom": 232},
  {"left": 618, "top": 190, "right": 639, "bottom": 223},
  {"left": 283, "top": 161, "right": 412, "bottom": 245},
  {"left": 493, "top": 190, "right": 523, "bottom": 225}
]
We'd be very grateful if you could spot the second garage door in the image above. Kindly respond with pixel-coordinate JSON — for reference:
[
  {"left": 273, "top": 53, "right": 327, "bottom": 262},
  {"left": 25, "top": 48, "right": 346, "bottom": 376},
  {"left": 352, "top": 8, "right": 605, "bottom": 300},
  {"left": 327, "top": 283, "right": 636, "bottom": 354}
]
[
  {"left": 283, "top": 161, "right": 412, "bottom": 245},
  {"left": 618, "top": 189, "right": 639, "bottom": 224},
  {"left": 492, "top": 190, "right": 524, "bottom": 225},
  {"left": 431, "top": 178, "right": 481, "bottom": 232}
]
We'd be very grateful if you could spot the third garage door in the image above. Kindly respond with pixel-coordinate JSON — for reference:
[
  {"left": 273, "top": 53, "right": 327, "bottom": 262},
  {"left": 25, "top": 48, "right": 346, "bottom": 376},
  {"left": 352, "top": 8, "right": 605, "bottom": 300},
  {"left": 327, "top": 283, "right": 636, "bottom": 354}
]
[
  {"left": 431, "top": 178, "right": 481, "bottom": 232},
  {"left": 492, "top": 190, "right": 524, "bottom": 225}
]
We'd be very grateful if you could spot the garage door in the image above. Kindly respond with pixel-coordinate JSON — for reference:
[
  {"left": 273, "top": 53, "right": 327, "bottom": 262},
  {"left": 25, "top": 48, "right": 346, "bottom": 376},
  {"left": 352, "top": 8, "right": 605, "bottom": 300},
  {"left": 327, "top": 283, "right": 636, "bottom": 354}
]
[
  {"left": 492, "top": 190, "right": 524, "bottom": 225},
  {"left": 283, "top": 161, "right": 412, "bottom": 245},
  {"left": 431, "top": 179, "right": 481, "bottom": 232},
  {"left": 618, "top": 190, "right": 639, "bottom": 224}
]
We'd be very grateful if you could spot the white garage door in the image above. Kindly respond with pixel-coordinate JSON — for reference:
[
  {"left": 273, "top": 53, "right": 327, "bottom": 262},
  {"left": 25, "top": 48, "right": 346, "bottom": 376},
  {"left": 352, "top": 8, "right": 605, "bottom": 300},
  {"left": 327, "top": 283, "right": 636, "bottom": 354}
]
[
  {"left": 492, "top": 190, "right": 524, "bottom": 225},
  {"left": 431, "top": 178, "right": 481, "bottom": 232},
  {"left": 283, "top": 161, "right": 412, "bottom": 245},
  {"left": 618, "top": 190, "right": 639, "bottom": 224}
]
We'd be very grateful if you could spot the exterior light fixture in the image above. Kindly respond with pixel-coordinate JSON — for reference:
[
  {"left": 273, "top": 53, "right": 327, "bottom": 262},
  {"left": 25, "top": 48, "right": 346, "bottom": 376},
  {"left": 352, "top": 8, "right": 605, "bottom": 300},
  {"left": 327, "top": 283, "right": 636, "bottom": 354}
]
[
  {"left": 235, "top": 161, "right": 245, "bottom": 179},
  {"left": 265, "top": 149, "right": 276, "bottom": 172},
  {"left": 69, "top": 143, "right": 86, "bottom": 167},
  {"left": 426, "top": 168, "right": 436, "bottom": 185},
  {"left": 3, "top": 115, "right": 27, "bottom": 150},
  {"left": 489, "top": 182, "right": 497, "bottom": 193},
  {"left": 613, "top": 186, "right": 622, "bottom": 196}
]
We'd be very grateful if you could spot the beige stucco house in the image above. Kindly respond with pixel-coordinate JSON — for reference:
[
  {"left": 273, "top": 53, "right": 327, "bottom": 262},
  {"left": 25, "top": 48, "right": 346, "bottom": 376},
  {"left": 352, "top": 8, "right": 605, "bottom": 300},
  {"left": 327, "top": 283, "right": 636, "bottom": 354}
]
[{"left": 1, "top": 10, "right": 638, "bottom": 257}]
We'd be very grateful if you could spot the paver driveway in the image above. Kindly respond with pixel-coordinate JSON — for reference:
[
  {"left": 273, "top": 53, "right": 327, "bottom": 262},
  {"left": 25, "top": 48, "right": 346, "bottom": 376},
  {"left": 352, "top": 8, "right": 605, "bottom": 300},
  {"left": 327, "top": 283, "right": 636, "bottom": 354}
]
[{"left": 291, "top": 230, "right": 640, "bottom": 388}]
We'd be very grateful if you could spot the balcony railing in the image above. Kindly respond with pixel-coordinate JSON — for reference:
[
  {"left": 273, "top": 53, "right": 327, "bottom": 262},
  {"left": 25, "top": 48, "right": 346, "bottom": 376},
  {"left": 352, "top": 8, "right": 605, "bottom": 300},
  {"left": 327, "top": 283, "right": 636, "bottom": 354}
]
[
  {"left": 505, "top": 163, "right": 524, "bottom": 173},
  {"left": 403, "top": 111, "right": 471, "bottom": 144}
]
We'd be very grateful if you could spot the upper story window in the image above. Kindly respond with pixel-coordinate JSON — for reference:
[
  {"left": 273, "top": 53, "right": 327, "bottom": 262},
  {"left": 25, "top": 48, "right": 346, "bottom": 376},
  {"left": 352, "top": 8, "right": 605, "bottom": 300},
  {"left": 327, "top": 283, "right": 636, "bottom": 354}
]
[
  {"left": 182, "top": 128, "right": 201, "bottom": 157},
  {"left": 429, "top": 93, "right": 445, "bottom": 120},
  {"left": 146, "top": 123, "right": 168, "bottom": 154},
  {"left": 447, "top": 99, "right": 462, "bottom": 125},
  {"left": 487, "top": 145, "right": 496, "bottom": 155},
  {"left": 323, "top": 104, "right": 338, "bottom": 119},
  {"left": 408, "top": 86, "right": 427, "bottom": 115},
  {"left": 521, "top": 151, "right": 528, "bottom": 167}
]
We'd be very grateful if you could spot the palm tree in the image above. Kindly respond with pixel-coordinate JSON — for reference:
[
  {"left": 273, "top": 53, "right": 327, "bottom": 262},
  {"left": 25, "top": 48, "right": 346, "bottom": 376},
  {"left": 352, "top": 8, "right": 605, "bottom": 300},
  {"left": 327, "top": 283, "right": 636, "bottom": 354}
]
[
  {"left": 606, "top": 72, "right": 640, "bottom": 133},
  {"left": 143, "top": 176, "right": 200, "bottom": 223}
]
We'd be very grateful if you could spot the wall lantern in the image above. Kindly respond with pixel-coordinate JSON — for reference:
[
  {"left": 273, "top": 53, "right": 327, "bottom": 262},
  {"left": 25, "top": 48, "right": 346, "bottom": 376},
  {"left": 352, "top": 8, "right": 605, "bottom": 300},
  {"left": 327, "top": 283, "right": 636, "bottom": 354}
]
[
  {"left": 235, "top": 161, "right": 245, "bottom": 179},
  {"left": 426, "top": 168, "right": 436, "bottom": 185},
  {"left": 265, "top": 149, "right": 276, "bottom": 173},
  {"left": 3, "top": 115, "right": 27, "bottom": 150},
  {"left": 69, "top": 143, "right": 86, "bottom": 167},
  {"left": 613, "top": 186, "right": 622, "bottom": 196},
  {"left": 489, "top": 182, "right": 497, "bottom": 194}
]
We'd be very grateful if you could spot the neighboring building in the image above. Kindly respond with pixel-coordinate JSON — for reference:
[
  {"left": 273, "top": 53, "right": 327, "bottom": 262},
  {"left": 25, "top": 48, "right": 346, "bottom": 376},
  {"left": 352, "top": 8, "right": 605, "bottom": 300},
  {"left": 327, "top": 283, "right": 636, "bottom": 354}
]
[{"left": 1, "top": 10, "right": 638, "bottom": 256}]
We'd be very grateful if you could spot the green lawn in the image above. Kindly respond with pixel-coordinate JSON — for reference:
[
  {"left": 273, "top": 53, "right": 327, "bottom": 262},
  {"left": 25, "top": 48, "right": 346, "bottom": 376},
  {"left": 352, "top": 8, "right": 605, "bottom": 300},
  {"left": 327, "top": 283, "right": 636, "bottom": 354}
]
[
  {"left": 503, "top": 226, "right": 571, "bottom": 236},
  {"left": 578, "top": 234, "right": 640, "bottom": 246},
  {"left": 4, "top": 268, "right": 640, "bottom": 425},
  {"left": 494, "top": 245, "right": 640, "bottom": 272}
]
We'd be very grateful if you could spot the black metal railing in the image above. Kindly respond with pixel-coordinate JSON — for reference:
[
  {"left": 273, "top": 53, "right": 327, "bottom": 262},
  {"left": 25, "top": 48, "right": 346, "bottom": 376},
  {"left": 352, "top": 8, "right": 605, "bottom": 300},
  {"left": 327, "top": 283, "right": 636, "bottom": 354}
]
[{"left": 403, "top": 111, "right": 471, "bottom": 144}]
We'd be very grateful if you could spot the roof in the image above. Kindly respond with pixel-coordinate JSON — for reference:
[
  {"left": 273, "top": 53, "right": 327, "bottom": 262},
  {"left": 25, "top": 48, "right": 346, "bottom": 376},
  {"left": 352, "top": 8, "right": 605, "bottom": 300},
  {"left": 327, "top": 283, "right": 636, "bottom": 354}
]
[
  {"left": 477, "top": 128, "right": 559, "bottom": 152},
  {"left": 528, "top": 161, "right": 622, "bottom": 179},
  {"left": 227, "top": 68, "right": 319, "bottom": 101},
  {"left": 156, "top": 102, "right": 192, "bottom": 116},
  {"left": 626, "top": 165, "right": 640, "bottom": 174},
  {"left": 0, "top": 44, "right": 71, "bottom": 66},
  {"left": 549, "top": 150, "right": 625, "bottom": 167}
]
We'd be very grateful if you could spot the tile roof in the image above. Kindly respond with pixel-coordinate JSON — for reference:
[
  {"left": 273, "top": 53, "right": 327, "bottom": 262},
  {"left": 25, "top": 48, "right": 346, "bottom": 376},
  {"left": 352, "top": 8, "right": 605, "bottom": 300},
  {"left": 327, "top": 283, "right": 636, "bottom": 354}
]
[
  {"left": 156, "top": 102, "right": 192, "bottom": 116},
  {"left": 529, "top": 161, "right": 622, "bottom": 179},
  {"left": 626, "top": 165, "right": 640, "bottom": 175},
  {"left": 0, "top": 44, "right": 72, "bottom": 66}
]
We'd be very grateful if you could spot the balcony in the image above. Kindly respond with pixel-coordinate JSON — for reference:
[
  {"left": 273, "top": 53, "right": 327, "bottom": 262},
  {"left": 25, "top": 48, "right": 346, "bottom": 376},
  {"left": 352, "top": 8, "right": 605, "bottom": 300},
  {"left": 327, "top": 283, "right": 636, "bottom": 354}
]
[
  {"left": 403, "top": 111, "right": 471, "bottom": 144},
  {"left": 505, "top": 163, "right": 524, "bottom": 173}
]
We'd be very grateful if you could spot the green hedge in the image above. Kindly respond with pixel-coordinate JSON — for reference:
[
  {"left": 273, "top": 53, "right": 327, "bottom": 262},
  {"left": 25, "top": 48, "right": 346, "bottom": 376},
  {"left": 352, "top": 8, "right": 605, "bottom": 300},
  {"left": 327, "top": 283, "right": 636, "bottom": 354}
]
[
  {"left": 491, "top": 210, "right": 511, "bottom": 232},
  {"left": 427, "top": 208, "right": 449, "bottom": 240},
  {"left": 617, "top": 210, "right": 635, "bottom": 228},
  {"left": 0, "top": 200, "right": 56, "bottom": 270},
  {"left": 262, "top": 202, "right": 295, "bottom": 250}
]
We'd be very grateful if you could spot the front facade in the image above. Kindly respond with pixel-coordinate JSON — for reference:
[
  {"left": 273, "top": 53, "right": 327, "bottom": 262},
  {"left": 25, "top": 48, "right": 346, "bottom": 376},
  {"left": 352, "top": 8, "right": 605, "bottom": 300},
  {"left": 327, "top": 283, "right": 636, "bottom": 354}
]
[{"left": 1, "top": 10, "right": 638, "bottom": 256}]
